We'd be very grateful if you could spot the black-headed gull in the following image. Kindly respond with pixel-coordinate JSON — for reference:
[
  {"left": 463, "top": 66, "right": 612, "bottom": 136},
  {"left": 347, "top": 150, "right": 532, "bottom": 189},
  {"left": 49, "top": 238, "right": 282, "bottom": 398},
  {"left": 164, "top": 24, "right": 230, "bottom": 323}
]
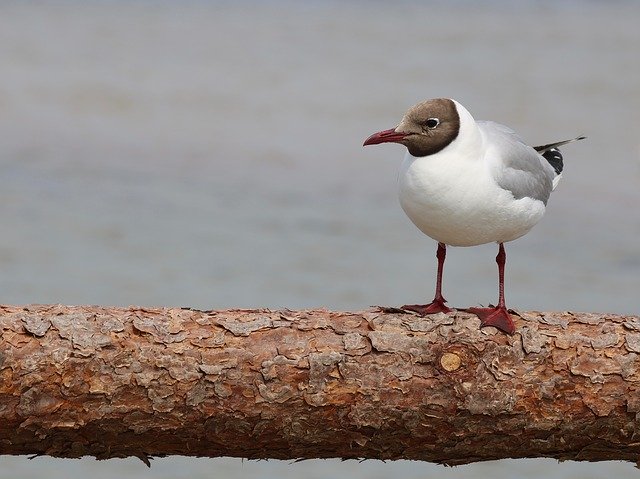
[{"left": 363, "top": 98, "right": 584, "bottom": 334}]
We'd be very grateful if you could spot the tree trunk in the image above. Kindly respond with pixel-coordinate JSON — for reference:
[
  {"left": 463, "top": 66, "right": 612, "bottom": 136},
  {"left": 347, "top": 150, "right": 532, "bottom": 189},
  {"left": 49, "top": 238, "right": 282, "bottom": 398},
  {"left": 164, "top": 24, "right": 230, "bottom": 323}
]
[{"left": 1, "top": 304, "right": 639, "bottom": 466}]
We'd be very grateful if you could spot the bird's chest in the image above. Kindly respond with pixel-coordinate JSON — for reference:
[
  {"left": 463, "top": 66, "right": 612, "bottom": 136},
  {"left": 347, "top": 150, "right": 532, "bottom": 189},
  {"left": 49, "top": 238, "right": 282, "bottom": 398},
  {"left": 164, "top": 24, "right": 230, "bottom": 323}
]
[
  {"left": 398, "top": 154, "right": 495, "bottom": 217},
  {"left": 397, "top": 154, "right": 524, "bottom": 245}
]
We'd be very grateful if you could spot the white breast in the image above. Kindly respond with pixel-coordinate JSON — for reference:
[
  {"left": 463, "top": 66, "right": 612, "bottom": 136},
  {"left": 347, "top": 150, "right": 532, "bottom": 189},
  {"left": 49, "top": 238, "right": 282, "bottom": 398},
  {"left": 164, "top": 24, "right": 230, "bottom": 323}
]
[{"left": 398, "top": 149, "right": 547, "bottom": 247}]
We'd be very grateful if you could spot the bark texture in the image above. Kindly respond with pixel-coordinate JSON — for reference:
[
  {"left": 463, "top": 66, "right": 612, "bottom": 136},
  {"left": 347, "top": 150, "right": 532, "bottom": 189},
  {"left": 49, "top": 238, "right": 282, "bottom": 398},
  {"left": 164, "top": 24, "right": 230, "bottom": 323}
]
[{"left": 1, "top": 304, "right": 640, "bottom": 465}]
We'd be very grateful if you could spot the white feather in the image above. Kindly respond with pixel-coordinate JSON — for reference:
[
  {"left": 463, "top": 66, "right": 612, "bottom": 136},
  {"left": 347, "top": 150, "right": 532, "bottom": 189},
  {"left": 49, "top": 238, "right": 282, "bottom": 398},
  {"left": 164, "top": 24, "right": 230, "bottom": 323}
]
[{"left": 398, "top": 100, "right": 547, "bottom": 247}]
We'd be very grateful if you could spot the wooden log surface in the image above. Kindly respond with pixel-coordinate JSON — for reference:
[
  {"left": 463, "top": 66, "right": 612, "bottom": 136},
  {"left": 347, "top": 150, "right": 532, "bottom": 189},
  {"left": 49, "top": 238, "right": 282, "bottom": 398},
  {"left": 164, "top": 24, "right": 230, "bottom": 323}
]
[{"left": 1, "top": 304, "right": 639, "bottom": 466}]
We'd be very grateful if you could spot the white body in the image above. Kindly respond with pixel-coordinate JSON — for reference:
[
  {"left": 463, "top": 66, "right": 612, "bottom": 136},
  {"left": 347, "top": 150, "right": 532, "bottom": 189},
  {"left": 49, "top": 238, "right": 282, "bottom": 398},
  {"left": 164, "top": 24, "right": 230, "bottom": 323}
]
[{"left": 398, "top": 101, "right": 549, "bottom": 247}]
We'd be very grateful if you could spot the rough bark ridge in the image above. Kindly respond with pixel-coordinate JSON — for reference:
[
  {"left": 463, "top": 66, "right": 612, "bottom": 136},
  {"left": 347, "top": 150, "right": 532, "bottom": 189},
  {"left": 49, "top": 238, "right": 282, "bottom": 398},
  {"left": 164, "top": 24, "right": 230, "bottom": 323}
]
[{"left": 1, "top": 304, "right": 639, "bottom": 466}]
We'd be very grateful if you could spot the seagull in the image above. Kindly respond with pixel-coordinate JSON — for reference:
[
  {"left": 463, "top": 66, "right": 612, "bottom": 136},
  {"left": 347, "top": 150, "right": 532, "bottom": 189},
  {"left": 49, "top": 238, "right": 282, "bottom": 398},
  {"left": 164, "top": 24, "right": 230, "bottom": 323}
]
[{"left": 363, "top": 98, "right": 584, "bottom": 334}]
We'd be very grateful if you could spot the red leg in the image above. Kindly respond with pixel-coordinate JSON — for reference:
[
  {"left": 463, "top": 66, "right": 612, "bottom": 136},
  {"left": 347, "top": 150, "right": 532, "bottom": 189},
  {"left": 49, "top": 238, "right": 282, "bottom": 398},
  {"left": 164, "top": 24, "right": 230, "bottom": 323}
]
[
  {"left": 464, "top": 243, "right": 516, "bottom": 335},
  {"left": 403, "top": 242, "right": 453, "bottom": 315}
]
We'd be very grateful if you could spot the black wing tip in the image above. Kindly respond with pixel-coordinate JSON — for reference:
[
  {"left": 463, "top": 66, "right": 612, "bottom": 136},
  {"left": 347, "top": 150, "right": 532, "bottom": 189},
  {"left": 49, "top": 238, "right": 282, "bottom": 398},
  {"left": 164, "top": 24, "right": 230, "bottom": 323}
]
[
  {"left": 537, "top": 136, "right": 584, "bottom": 175},
  {"left": 542, "top": 148, "right": 563, "bottom": 175},
  {"left": 534, "top": 136, "right": 586, "bottom": 153}
]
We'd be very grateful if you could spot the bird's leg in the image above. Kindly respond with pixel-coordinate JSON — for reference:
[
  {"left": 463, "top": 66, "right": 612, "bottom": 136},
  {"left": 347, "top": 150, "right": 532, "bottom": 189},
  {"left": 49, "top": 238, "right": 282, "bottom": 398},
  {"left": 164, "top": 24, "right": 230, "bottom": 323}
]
[
  {"left": 464, "top": 243, "right": 516, "bottom": 335},
  {"left": 402, "top": 242, "right": 453, "bottom": 315}
]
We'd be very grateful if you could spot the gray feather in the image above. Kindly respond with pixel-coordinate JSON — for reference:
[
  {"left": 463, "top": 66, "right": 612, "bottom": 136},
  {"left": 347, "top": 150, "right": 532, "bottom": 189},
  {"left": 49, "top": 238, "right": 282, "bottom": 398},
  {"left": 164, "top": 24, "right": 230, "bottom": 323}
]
[
  {"left": 478, "top": 121, "right": 555, "bottom": 204},
  {"left": 534, "top": 136, "right": 586, "bottom": 154}
]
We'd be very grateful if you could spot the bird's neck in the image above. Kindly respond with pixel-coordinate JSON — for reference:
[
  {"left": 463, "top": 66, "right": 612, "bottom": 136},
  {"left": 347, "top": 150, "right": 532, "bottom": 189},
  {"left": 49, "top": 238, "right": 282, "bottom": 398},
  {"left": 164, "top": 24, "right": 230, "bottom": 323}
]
[{"left": 451, "top": 100, "right": 483, "bottom": 158}]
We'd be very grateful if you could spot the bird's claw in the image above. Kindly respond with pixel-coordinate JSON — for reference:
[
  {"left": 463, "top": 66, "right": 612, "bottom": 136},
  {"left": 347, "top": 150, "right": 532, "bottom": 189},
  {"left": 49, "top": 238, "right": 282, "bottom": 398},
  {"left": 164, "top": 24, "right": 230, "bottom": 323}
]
[
  {"left": 402, "top": 299, "right": 452, "bottom": 315},
  {"left": 464, "top": 306, "right": 516, "bottom": 335}
]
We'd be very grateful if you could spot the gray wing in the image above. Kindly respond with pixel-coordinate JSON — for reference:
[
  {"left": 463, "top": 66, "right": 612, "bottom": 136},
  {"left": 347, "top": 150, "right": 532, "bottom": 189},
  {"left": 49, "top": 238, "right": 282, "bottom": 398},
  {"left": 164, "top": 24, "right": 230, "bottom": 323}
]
[{"left": 478, "top": 121, "right": 556, "bottom": 205}]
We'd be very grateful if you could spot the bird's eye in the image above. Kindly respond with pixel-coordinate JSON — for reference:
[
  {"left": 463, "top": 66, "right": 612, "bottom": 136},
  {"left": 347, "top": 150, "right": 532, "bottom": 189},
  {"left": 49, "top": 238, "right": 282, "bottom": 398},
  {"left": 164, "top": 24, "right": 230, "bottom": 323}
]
[{"left": 425, "top": 118, "right": 440, "bottom": 129}]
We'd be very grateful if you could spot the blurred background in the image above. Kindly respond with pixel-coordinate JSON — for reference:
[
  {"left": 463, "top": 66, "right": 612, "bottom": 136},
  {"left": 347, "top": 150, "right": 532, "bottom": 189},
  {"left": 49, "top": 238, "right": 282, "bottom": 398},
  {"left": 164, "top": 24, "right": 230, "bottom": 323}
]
[{"left": 0, "top": 1, "right": 638, "bottom": 478}]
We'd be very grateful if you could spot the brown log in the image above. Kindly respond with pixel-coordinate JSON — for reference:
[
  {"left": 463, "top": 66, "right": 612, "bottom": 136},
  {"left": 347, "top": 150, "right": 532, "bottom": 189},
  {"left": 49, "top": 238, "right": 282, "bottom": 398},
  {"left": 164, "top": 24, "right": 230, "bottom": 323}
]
[{"left": 1, "top": 304, "right": 639, "bottom": 466}]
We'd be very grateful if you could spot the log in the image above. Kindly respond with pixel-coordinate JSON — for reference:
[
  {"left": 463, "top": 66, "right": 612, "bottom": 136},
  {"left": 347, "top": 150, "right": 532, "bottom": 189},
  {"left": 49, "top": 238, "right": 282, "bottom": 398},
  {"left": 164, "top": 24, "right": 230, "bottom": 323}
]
[{"left": 0, "top": 304, "right": 639, "bottom": 466}]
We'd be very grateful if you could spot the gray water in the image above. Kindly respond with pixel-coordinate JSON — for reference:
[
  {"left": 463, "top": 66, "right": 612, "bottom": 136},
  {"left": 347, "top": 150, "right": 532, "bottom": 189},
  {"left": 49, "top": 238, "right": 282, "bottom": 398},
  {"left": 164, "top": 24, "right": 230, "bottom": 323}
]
[{"left": 0, "top": 1, "right": 639, "bottom": 477}]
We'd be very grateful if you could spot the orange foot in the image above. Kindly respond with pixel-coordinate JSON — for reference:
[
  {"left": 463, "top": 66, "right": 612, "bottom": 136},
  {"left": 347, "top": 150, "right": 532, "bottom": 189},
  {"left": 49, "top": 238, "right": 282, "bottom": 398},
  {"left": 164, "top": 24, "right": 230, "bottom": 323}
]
[
  {"left": 402, "top": 298, "right": 452, "bottom": 315},
  {"left": 465, "top": 306, "right": 515, "bottom": 335}
]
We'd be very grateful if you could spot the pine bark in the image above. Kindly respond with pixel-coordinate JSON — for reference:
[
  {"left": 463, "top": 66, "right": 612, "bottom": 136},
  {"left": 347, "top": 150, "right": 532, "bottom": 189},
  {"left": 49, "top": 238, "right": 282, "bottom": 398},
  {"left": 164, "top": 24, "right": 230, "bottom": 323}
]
[{"left": 1, "top": 304, "right": 639, "bottom": 466}]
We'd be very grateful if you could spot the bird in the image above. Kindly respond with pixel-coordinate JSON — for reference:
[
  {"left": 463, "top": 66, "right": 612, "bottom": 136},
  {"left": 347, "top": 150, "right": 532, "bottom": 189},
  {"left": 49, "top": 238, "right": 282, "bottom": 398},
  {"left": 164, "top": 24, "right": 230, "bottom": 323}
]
[{"left": 363, "top": 98, "right": 584, "bottom": 335}]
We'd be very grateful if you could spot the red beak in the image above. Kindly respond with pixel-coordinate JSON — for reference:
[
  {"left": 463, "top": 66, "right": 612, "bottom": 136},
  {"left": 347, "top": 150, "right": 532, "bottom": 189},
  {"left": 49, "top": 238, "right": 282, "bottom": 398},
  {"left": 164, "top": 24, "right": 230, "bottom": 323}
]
[{"left": 363, "top": 128, "right": 409, "bottom": 147}]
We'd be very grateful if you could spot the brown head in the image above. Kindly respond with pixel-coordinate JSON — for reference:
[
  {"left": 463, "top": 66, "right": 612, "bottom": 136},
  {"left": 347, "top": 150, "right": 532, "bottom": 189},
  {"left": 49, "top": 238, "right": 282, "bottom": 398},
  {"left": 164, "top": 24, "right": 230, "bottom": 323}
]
[{"left": 363, "top": 98, "right": 461, "bottom": 157}]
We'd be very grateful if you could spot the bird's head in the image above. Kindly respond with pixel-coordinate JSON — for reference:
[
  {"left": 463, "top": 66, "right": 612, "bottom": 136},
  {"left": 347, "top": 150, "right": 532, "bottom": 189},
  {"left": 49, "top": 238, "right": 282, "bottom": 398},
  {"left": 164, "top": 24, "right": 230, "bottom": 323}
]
[{"left": 363, "top": 98, "right": 461, "bottom": 157}]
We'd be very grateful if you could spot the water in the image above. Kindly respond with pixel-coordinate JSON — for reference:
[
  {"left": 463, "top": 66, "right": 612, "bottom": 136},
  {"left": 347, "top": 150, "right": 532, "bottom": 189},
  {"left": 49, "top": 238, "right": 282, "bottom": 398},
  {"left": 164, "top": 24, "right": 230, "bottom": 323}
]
[{"left": 0, "top": 1, "right": 638, "bottom": 477}]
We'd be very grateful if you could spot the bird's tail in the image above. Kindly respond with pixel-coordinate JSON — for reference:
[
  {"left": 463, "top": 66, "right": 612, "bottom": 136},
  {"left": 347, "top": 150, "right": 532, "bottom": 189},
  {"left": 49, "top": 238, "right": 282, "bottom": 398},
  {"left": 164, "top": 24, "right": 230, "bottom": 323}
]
[
  {"left": 534, "top": 136, "right": 585, "bottom": 177},
  {"left": 534, "top": 136, "right": 586, "bottom": 155}
]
